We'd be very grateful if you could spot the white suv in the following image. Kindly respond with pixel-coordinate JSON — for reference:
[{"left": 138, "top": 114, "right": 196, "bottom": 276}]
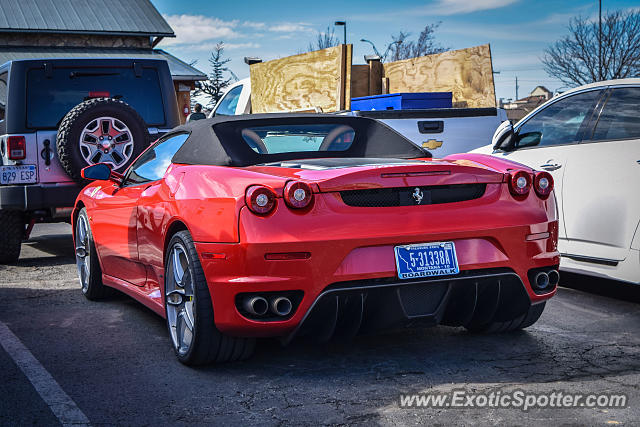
[{"left": 473, "top": 79, "right": 640, "bottom": 284}]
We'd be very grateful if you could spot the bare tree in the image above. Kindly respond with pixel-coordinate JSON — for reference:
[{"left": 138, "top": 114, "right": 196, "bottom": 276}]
[
  {"left": 386, "top": 23, "right": 448, "bottom": 62},
  {"left": 194, "top": 43, "right": 238, "bottom": 106},
  {"left": 305, "top": 26, "right": 340, "bottom": 52},
  {"left": 542, "top": 10, "right": 640, "bottom": 86}
]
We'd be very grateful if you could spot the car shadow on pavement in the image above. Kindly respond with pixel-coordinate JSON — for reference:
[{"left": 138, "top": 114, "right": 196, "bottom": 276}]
[
  {"left": 560, "top": 272, "right": 640, "bottom": 303},
  {"left": 22, "top": 232, "right": 75, "bottom": 258}
]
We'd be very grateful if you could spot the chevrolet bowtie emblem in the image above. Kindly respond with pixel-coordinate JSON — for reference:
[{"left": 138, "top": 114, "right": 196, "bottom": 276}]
[
  {"left": 422, "top": 139, "right": 443, "bottom": 150},
  {"left": 412, "top": 187, "right": 424, "bottom": 204}
]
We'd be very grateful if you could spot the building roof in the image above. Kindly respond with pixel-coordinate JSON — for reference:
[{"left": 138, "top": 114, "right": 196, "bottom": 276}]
[
  {"left": 0, "top": 47, "right": 206, "bottom": 80},
  {"left": 532, "top": 85, "right": 551, "bottom": 93},
  {"left": 0, "top": 0, "right": 174, "bottom": 37}
]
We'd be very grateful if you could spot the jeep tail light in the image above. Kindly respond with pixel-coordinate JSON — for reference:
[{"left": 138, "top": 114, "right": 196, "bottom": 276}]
[
  {"left": 508, "top": 170, "right": 531, "bottom": 197},
  {"left": 534, "top": 171, "right": 554, "bottom": 199},
  {"left": 284, "top": 181, "right": 313, "bottom": 209},
  {"left": 246, "top": 185, "right": 277, "bottom": 215},
  {"left": 7, "top": 136, "right": 26, "bottom": 160}
]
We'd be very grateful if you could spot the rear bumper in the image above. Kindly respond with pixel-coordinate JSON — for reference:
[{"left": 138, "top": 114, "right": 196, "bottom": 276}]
[
  {"left": 285, "top": 268, "right": 550, "bottom": 343},
  {"left": 0, "top": 182, "right": 81, "bottom": 211},
  {"left": 195, "top": 222, "right": 560, "bottom": 338}
]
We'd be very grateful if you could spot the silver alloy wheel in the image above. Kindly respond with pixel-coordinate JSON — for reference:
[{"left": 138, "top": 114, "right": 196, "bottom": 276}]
[
  {"left": 75, "top": 214, "right": 90, "bottom": 293},
  {"left": 166, "top": 242, "right": 196, "bottom": 356},
  {"left": 79, "top": 116, "right": 134, "bottom": 170}
]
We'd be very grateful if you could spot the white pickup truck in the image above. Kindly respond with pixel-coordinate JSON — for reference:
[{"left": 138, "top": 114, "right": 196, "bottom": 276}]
[{"left": 209, "top": 78, "right": 507, "bottom": 156}]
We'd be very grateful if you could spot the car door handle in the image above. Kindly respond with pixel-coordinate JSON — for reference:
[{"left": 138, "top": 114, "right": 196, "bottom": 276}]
[{"left": 540, "top": 163, "right": 562, "bottom": 171}]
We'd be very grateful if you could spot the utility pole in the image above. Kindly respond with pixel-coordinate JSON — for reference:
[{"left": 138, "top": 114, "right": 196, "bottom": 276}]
[
  {"left": 515, "top": 76, "right": 519, "bottom": 100},
  {"left": 598, "top": 0, "right": 602, "bottom": 80}
]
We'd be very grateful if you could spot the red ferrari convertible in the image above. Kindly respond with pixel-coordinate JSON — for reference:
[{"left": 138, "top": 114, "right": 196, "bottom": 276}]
[{"left": 73, "top": 114, "right": 559, "bottom": 365}]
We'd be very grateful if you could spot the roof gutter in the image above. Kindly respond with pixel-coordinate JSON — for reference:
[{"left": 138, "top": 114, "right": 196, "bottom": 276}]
[{"left": 0, "top": 28, "right": 176, "bottom": 38}]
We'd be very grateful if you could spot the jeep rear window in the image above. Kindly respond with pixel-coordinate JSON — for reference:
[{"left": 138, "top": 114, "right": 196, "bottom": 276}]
[{"left": 26, "top": 67, "right": 165, "bottom": 128}]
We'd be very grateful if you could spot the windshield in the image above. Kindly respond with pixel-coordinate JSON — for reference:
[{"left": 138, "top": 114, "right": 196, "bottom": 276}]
[
  {"left": 240, "top": 124, "right": 355, "bottom": 154},
  {"left": 26, "top": 66, "right": 165, "bottom": 128}
]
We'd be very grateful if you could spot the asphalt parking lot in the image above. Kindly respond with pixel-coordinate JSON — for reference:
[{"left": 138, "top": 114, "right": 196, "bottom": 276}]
[{"left": 1, "top": 223, "right": 639, "bottom": 426}]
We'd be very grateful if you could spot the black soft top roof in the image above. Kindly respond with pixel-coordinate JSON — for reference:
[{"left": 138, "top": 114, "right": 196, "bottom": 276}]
[{"left": 169, "top": 114, "right": 427, "bottom": 167}]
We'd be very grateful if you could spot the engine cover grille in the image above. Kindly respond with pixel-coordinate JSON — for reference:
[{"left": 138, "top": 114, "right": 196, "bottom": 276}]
[{"left": 340, "top": 184, "right": 486, "bottom": 207}]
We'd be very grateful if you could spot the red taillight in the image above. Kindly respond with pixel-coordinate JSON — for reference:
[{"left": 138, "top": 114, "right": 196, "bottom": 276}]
[
  {"left": 245, "top": 185, "right": 277, "bottom": 215},
  {"left": 508, "top": 170, "right": 531, "bottom": 197},
  {"left": 533, "top": 171, "right": 554, "bottom": 199},
  {"left": 283, "top": 181, "right": 313, "bottom": 209},
  {"left": 7, "top": 136, "right": 26, "bottom": 160}
]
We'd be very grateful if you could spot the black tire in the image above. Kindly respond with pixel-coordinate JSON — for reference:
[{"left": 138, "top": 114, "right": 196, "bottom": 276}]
[
  {"left": 165, "top": 231, "right": 255, "bottom": 365},
  {"left": 0, "top": 210, "right": 23, "bottom": 264},
  {"left": 466, "top": 302, "right": 546, "bottom": 333},
  {"left": 75, "top": 208, "right": 112, "bottom": 300},
  {"left": 57, "top": 98, "right": 149, "bottom": 182}
]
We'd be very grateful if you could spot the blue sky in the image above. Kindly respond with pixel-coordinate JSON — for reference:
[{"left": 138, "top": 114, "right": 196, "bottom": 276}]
[{"left": 151, "top": 0, "right": 638, "bottom": 102}]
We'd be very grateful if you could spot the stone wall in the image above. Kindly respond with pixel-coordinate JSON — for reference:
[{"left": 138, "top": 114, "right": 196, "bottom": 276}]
[{"left": 0, "top": 33, "right": 151, "bottom": 48}]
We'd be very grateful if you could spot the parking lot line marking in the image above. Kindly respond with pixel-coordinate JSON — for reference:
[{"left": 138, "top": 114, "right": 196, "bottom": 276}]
[{"left": 0, "top": 321, "right": 91, "bottom": 426}]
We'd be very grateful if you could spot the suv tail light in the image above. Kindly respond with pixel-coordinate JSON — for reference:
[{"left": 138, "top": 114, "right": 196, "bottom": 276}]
[
  {"left": 246, "top": 185, "right": 277, "bottom": 215},
  {"left": 283, "top": 181, "right": 313, "bottom": 209},
  {"left": 508, "top": 170, "right": 531, "bottom": 197},
  {"left": 533, "top": 171, "right": 554, "bottom": 199},
  {"left": 7, "top": 136, "right": 26, "bottom": 160}
]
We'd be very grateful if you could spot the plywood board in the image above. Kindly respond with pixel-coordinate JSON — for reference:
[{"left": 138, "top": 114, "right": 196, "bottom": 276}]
[
  {"left": 250, "top": 45, "right": 351, "bottom": 113},
  {"left": 382, "top": 44, "right": 496, "bottom": 108},
  {"left": 343, "top": 44, "right": 352, "bottom": 110},
  {"left": 381, "top": 77, "right": 390, "bottom": 95},
  {"left": 351, "top": 64, "right": 370, "bottom": 99},
  {"left": 369, "top": 60, "right": 383, "bottom": 95}
]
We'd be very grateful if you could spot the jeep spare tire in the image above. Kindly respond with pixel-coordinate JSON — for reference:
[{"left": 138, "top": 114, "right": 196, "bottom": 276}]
[{"left": 57, "top": 98, "right": 148, "bottom": 182}]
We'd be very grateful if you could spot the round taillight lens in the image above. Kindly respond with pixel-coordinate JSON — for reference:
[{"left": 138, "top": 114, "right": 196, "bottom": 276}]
[
  {"left": 284, "top": 181, "right": 313, "bottom": 209},
  {"left": 534, "top": 171, "right": 554, "bottom": 199},
  {"left": 245, "top": 185, "right": 276, "bottom": 215},
  {"left": 509, "top": 170, "right": 531, "bottom": 197}
]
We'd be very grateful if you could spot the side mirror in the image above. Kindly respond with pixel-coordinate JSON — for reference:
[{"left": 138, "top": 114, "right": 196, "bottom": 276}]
[
  {"left": 81, "top": 163, "right": 123, "bottom": 184},
  {"left": 492, "top": 120, "right": 515, "bottom": 151},
  {"left": 81, "top": 163, "right": 111, "bottom": 180}
]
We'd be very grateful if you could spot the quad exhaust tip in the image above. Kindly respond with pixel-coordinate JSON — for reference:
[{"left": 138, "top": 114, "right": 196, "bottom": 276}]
[
  {"left": 533, "top": 270, "right": 560, "bottom": 290},
  {"left": 533, "top": 272, "right": 550, "bottom": 290},
  {"left": 270, "top": 297, "right": 293, "bottom": 317},
  {"left": 242, "top": 295, "right": 293, "bottom": 317},
  {"left": 243, "top": 296, "right": 269, "bottom": 316},
  {"left": 548, "top": 269, "right": 560, "bottom": 287}
]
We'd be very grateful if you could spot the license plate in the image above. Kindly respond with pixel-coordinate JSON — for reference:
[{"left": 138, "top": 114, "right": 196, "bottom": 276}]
[
  {"left": 0, "top": 165, "right": 37, "bottom": 185},
  {"left": 394, "top": 241, "right": 459, "bottom": 280}
]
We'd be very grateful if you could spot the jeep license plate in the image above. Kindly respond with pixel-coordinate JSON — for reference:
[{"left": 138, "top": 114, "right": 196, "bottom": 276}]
[{"left": 0, "top": 165, "right": 37, "bottom": 185}]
